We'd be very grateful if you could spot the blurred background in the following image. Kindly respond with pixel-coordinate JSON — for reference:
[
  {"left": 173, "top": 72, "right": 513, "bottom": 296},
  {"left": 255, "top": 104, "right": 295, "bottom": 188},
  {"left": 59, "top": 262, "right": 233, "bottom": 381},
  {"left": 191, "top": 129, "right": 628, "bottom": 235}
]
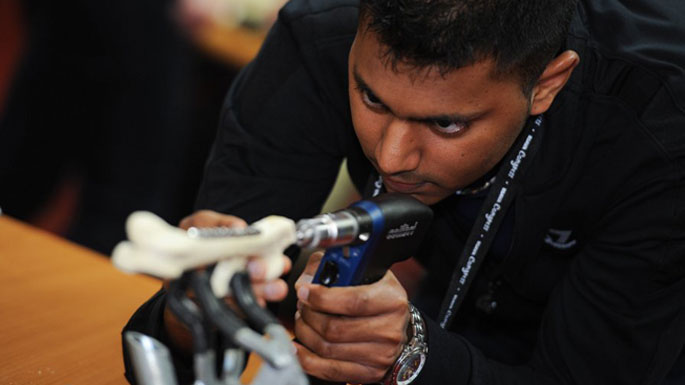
[{"left": 0, "top": 0, "right": 288, "bottom": 254}]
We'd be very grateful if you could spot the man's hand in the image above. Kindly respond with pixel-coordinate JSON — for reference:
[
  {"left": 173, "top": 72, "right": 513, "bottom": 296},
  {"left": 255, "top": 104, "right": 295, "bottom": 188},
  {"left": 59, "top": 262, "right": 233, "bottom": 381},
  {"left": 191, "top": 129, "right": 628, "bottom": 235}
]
[
  {"left": 179, "top": 209, "right": 248, "bottom": 229},
  {"left": 179, "top": 210, "right": 291, "bottom": 304},
  {"left": 164, "top": 210, "right": 291, "bottom": 352},
  {"left": 294, "top": 252, "right": 410, "bottom": 384}
]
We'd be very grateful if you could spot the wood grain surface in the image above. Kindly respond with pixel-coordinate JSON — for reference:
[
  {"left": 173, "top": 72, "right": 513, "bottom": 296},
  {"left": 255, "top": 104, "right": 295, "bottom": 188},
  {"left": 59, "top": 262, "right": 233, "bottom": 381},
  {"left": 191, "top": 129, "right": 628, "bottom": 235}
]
[{"left": 0, "top": 215, "right": 161, "bottom": 384}]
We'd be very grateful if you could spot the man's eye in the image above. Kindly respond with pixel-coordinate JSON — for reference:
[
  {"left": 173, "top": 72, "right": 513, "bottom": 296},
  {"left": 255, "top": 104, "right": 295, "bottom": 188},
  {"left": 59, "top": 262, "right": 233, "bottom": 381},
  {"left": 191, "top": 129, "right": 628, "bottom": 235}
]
[
  {"left": 362, "top": 89, "right": 384, "bottom": 107},
  {"left": 432, "top": 119, "right": 467, "bottom": 134}
]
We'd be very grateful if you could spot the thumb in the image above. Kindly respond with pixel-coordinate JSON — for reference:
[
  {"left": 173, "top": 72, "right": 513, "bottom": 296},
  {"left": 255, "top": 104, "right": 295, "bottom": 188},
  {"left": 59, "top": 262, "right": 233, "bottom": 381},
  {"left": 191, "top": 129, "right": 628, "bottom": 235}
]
[
  {"left": 303, "top": 251, "right": 325, "bottom": 275},
  {"left": 295, "top": 251, "right": 325, "bottom": 289}
]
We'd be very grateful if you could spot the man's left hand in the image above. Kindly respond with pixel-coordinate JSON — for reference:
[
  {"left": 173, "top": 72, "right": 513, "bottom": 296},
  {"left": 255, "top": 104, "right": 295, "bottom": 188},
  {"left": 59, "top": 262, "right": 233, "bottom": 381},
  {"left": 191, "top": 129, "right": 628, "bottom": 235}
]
[{"left": 293, "top": 252, "right": 410, "bottom": 383}]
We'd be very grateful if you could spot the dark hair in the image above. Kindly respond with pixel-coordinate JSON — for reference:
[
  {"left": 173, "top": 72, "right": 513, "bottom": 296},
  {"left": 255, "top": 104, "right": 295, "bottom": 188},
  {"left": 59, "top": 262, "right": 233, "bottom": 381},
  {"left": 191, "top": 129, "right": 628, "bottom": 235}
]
[{"left": 359, "top": 0, "right": 577, "bottom": 94}]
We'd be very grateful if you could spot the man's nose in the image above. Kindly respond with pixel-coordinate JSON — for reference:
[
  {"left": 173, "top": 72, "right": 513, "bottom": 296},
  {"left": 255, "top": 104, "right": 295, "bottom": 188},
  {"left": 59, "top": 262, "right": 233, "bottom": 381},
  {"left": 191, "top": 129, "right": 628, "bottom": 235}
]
[{"left": 374, "top": 118, "right": 420, "bottom": 175}]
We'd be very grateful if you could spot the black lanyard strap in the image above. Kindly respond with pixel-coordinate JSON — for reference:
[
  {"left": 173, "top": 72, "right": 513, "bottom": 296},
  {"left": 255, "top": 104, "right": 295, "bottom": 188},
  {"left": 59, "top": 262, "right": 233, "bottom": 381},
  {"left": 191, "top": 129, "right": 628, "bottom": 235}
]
[{"left": 437, "top": 115, "right": 545, "bottom": 329}]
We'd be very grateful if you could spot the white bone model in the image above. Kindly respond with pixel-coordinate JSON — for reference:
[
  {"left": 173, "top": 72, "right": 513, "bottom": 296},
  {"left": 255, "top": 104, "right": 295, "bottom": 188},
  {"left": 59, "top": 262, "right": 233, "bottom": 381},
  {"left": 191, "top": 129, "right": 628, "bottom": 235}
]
[{"left": 111, "top": 211, "right": 296, "bottom": 296}]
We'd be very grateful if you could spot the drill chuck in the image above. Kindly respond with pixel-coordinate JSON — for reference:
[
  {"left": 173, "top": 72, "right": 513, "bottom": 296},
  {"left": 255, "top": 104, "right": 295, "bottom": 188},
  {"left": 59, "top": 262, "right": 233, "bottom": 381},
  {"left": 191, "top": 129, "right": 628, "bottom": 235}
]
[{"left": 295, "top": 210, "right": 369, "bottom": 249}]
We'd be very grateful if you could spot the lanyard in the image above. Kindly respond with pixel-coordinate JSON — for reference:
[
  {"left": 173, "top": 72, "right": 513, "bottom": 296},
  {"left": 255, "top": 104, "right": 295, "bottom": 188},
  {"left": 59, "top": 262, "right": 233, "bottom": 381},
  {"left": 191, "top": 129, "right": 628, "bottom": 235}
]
[
  {"left": 363, "top": 116, "right": 544, "bottom": 329},
  {"left": 437, "top": 115, "right": 544, "bottom": 329}
]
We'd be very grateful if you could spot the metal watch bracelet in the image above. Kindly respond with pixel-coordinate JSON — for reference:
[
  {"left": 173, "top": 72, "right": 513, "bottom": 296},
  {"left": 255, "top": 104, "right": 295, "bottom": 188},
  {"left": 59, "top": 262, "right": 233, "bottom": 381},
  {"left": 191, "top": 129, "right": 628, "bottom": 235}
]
[{"left": 381, "top": 303, "right": 428, "bottom": 385}]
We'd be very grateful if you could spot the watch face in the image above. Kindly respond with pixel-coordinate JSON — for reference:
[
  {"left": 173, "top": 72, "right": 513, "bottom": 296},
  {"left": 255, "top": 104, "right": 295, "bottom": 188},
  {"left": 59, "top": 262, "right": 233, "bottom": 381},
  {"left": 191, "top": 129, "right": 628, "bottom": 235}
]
[{"left": 396, "top": 352, "right": 426, "bottom": 385}]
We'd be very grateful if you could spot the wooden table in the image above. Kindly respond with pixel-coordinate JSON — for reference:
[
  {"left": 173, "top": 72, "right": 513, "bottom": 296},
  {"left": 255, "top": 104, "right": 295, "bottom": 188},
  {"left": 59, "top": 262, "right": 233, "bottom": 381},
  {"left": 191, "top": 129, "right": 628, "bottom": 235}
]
[
  {"left": 0, "top": 215, "right": 161, "bottom": 384},
  {"left": 0, "top": 215, "right": 269, "bottom": 384},
  {"left": 191, "top": 22, "right": 267, "bottom": 68}
]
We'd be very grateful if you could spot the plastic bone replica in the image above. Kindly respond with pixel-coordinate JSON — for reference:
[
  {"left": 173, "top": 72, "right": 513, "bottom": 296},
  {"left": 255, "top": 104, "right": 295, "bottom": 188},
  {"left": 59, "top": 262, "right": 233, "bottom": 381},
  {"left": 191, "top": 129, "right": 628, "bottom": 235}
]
[{"left": 111, "top": 211, "right": 296, "bottom": 296}]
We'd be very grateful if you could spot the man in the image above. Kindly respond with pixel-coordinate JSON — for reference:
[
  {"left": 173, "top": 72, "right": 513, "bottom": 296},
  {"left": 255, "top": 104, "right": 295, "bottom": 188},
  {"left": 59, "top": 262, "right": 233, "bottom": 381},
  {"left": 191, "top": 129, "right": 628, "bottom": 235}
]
[{"left": 124, "top": 0, "right": 685, "bottom": 384}]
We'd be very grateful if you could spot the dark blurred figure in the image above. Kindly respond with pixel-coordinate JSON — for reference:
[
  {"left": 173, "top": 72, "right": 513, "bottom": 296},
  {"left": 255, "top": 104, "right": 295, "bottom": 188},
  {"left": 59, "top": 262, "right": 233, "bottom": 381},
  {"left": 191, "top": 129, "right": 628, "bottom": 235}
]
[{"left": 0, "top": 0, "right": 237, "bottom": 254}]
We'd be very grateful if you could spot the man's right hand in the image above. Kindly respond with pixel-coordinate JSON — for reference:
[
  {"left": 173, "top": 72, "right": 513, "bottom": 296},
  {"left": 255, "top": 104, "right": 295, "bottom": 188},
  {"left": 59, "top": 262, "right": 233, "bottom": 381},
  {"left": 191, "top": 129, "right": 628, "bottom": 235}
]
[
  {"left": 178, "top": 209, "right": 248, "bottom": 230},
  {"left": 163, "top": 210, "right": 292, "bottom": 353}
]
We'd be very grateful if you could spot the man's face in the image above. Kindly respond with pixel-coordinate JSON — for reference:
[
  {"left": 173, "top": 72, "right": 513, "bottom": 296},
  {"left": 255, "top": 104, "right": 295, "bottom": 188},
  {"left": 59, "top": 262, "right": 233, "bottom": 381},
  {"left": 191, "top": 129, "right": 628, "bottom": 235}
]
[{"left": 348, "top": 29, "right": 532, "bottom": 205}]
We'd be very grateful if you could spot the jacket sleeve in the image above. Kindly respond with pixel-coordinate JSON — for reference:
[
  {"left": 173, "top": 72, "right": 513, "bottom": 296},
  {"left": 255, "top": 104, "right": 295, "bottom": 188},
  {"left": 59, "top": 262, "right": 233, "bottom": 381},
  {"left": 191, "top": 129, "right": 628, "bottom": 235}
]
[{"left": 194, "top": 4, "right": 357, "bottom": 222}]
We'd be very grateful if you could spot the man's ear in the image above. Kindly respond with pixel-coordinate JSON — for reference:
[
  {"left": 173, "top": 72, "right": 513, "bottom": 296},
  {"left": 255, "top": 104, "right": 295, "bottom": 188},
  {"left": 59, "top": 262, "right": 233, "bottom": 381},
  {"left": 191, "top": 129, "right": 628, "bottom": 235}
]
[{"left": 530, "top": 50, "right": 580, "bottom": 115}]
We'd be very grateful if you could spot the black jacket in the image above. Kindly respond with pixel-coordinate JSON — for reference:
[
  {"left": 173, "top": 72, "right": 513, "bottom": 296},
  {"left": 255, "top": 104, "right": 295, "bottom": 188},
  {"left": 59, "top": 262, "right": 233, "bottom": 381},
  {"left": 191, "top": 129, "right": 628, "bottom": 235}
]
[{"left": 124, "top": 0, "right": 685, "bottom": 383}]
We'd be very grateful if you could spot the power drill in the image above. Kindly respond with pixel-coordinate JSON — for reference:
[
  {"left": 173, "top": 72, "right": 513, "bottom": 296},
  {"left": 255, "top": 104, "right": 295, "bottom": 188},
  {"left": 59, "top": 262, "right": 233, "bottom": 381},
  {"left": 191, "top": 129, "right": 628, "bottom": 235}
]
[{"left": 296, "top": 193, "right": 433, "bottom": 287}]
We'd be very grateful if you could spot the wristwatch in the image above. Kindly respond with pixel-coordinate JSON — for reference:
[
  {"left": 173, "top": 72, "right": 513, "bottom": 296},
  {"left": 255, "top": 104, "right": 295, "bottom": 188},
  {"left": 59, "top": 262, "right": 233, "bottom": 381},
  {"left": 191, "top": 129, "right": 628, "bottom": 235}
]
[{"left": 382, "top": 303, "right": 428, "bottom": 385}]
